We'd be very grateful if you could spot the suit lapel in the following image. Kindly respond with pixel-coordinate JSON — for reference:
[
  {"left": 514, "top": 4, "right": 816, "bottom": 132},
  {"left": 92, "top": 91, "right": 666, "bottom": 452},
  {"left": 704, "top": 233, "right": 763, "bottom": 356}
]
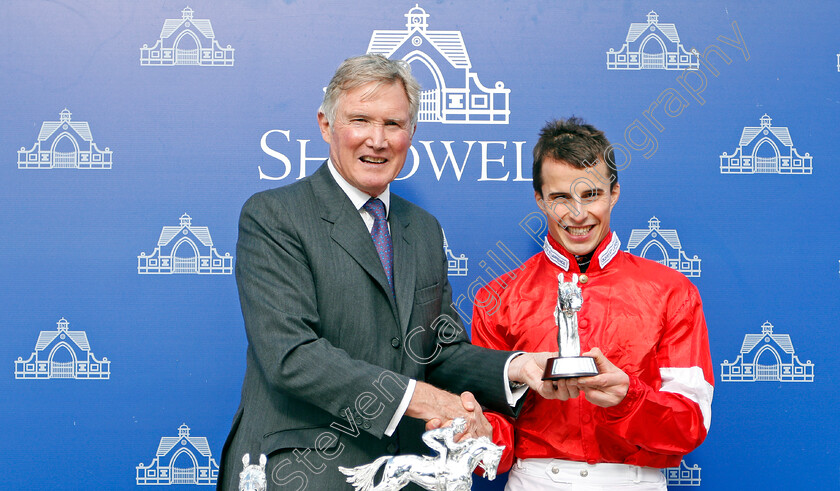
[
  {"left": 311, "top": 164, "right": 399, "bottom": 321},
  {"left": 389, "top": 200, "right": 416, "bottom": 336}
]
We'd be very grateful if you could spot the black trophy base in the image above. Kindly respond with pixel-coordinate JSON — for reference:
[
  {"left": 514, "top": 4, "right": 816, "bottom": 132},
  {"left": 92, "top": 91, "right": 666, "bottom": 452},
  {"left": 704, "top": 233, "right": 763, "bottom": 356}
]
[{"left": 542, "top": 356, "right": 599, "bottom": 380}]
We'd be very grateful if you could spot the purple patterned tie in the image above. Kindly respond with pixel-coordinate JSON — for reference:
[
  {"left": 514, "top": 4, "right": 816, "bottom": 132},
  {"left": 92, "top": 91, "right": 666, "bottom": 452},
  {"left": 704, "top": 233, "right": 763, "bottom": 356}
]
[{"left": 363, "top": 198, "right": 394, "bottom": 295}]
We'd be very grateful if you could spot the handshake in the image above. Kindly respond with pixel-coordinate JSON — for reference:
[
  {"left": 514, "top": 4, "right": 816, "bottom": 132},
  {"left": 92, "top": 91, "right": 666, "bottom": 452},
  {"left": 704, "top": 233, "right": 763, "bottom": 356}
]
[{"left": 406, "top": 349, "right": 629, "bottom": 441}]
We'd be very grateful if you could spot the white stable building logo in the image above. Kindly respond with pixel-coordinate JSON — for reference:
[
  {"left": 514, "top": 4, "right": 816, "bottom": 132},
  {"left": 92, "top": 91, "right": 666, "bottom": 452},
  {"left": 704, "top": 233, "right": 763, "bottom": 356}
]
[
  {"left": 367, "top": 4, "right": 510, "bottom": 124},
  {"left": 662, "top": 460, "right": 701, "bottom": 487},
  {"left": 18, "top": 109, "right": 112, "bottom": 169},
  {"left": 720, "top": 114, "right": 812, "bottom": 174},
  {"left": 625, "top": 217, "right": 701, "bottom": 277},
  {"left": 138, "top": 213, "right": 232, "bottom": 275},
  {"left": 136, "top": 424, "right": 219, "bottom": 485},
  {"left": 721, "top": 321, "right": 814, "bottom": 382},
  {"left": 442, "top": 228, "right": 468, "bottom": 276},
  {"left": 607, "top": 11, "right": 698, "bottom": 70},
  {"left": 15, "top": 318, "right": 110, "bottom": 380},
  {"left": 141, "top": 6, "right": 234, "bottom": 66}
]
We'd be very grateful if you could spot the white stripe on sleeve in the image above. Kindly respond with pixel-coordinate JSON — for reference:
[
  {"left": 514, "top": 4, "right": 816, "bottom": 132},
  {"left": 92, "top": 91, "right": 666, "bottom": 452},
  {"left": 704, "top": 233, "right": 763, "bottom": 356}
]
[{"left": 660, "top": 366, "right": 714, "bottom": 431}]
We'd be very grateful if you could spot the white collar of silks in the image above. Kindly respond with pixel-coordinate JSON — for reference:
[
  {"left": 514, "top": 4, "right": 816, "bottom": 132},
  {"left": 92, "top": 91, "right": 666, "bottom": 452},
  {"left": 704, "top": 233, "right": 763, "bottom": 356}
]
[{"left": 542, "top": 232, "right": 621, "bottom": 272}]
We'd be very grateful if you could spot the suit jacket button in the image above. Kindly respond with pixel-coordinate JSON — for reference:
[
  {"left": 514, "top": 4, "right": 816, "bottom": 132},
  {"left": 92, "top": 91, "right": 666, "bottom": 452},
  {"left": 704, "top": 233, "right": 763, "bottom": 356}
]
[
  {"left": 362, "top": 421, "right": 371, "bottom": 429},
  {"left": 391, "top": 337, "right": 401, "bottom": 349},
  {"left": 386, "top": 443, "right": 398, "bottom": 454}
]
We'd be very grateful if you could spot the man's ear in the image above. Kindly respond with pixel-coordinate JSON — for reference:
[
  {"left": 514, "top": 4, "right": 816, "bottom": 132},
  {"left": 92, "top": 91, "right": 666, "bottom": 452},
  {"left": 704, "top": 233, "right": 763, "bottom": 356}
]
[
  {"left": 317, "top": 112, "right": 331, "bottom": 144},
  {"left": 609, "top": 182, "right": 620, "bottom": 210}
]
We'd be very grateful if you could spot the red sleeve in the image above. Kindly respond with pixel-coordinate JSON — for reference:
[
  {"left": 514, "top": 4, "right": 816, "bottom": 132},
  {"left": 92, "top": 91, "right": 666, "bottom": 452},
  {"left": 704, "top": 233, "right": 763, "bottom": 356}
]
[
  {"left": 471, "top": 285, "right": 517, "bottom": 475},
  {"left": 470, "top": 284, "right": 509, "bottom": 350},
  {"left": 597, "top": 283, "right": 714, "bottom": 456},
  {"left": 481, "top": 411, "right": 516, "bottom": 475}
]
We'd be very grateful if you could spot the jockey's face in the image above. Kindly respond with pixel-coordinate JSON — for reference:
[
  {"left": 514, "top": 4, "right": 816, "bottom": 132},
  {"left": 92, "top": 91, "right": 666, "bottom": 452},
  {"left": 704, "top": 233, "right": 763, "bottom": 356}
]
[{"left": 536, "top": 157, "right": 620, "bottom": 256}]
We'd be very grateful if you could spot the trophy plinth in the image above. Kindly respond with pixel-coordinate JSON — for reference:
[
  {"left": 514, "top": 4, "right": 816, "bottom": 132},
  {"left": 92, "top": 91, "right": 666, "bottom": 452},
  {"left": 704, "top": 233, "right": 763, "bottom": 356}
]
[
  {"left": 541, "top": 273, "right": 600, "bottom": 381},
  {"left": 542, "top": 355, "right": 598, "bottom": 380}
]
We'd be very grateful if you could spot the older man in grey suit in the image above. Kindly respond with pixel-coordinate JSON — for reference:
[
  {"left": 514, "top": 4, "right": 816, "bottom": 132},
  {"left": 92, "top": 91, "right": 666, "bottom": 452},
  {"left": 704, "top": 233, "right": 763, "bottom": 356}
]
[{"left": 218, "top": 54, "right": 552, "bottom": 490}]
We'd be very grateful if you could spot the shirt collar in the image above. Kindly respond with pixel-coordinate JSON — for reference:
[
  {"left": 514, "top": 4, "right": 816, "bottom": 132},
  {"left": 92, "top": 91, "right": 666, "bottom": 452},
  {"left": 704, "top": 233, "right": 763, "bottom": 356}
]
[
  {"left": 327, "top": 159, "right": 390, "bottom": 216},
  {"left": 542, "top": 230, "right": 621, "bottom": 273}
]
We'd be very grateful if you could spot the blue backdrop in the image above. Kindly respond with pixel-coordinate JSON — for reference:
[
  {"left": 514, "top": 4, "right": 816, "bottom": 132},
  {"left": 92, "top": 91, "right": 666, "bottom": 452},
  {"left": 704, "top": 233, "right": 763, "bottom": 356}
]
[{"left": 2, "top": 1, "right": 838, "bottom": 489}]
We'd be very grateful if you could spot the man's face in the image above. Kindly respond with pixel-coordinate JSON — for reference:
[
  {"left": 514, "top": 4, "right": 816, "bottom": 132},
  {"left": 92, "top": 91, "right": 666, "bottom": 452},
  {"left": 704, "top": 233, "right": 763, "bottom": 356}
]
[
  {"left": 318, "top": 81, "right": 414, "bottom": 197},
  {"left": 535, "top": 158, "right": 620, "bottom": 256}
]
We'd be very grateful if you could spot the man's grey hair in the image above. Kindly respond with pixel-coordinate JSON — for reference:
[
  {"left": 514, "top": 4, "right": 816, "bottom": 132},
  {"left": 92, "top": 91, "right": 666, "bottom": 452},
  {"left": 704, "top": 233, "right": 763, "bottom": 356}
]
[{"left": 319, "top": 53, "right": 421, "bottom": 131}]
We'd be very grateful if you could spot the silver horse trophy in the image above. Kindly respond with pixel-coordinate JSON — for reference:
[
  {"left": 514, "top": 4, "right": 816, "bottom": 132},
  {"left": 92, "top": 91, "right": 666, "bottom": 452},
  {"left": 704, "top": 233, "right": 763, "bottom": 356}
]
[
  {"left": 238, "top": 453, "right": 267, "bottom": 491},
  {"left": 543, "top": 273, "right": 599, "bottom": 379},
  {"left": 338, "top": 417, "right": 504, "bottom": 491}
]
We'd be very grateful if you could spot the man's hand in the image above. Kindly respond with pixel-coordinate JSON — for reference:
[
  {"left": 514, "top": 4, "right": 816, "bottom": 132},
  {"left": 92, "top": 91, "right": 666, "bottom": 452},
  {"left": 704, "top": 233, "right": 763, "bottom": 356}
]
[
  {"left": 507, "top": 351, "right": 570, "bottom": 400},
  {"left": 406, "top": 382, "right": 492, "bottom": 440}
]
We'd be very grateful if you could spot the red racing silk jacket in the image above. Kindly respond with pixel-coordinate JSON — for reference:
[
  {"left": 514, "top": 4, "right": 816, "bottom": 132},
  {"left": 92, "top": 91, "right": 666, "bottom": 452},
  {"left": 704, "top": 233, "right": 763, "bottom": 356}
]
[{"left": 473, "top": 231, "right": 714, "bottom": 472}]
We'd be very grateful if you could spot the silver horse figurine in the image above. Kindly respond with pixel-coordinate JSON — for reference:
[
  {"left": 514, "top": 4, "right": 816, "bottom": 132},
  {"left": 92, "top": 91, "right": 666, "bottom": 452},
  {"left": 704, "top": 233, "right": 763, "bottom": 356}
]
[
  {"left": 556, "top": 273, "right": 583, "bottom": 358},
  {"left": 238, "top": 453, "right": 267, "bottom": 491},
  {"left": 338, "top": 418, "right": 504, "bottom": 491}
]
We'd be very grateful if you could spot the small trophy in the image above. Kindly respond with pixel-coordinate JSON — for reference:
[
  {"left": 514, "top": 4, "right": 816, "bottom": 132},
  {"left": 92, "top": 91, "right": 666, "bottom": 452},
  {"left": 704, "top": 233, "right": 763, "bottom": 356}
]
[
  {"left": 238, "top": 453, "right": 267, "bottom": 491},
  {"left": 542, "top": 273, "right": 599, "bottom": 379},
  {"left": 338, "top": 418, "right": 504, "bottom": 491}
]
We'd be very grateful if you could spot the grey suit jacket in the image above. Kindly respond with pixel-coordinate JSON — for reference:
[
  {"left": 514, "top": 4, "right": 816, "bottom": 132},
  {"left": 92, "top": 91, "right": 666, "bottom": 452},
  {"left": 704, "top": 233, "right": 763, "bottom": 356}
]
[{"left": 218, "top": 163, "right": 516, "bottom": 489}]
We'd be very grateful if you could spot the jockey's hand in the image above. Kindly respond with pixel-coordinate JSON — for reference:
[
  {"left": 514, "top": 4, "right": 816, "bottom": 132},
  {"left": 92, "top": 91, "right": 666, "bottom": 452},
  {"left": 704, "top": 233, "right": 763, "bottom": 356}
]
[
  {"left": 407, "top": 383, "right": 492, "bottom": 440},
  {"left": 454, "top": 391, "right": 492, "bottom": 441},
  {"left": 568, "top": 347, "right": 630, "bottom": 407}
]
